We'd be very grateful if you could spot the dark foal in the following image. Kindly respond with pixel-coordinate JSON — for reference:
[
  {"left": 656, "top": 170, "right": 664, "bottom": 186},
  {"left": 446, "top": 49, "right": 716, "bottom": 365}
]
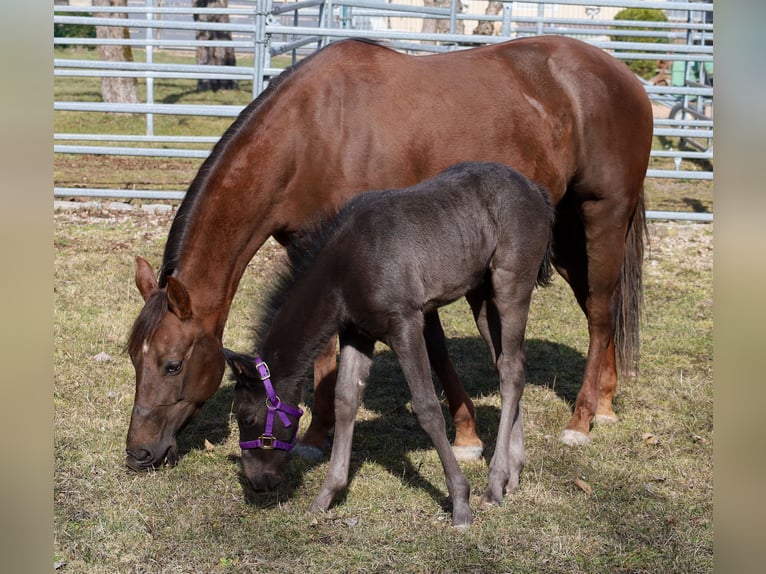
[{"left": 225, "top": 162, "right": 554, "bottom": 527}]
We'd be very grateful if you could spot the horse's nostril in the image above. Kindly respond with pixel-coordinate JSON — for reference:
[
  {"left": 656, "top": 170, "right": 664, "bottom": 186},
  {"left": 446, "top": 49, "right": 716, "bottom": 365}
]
[
  {"left": 125, "top": 449, "right": 154, "bottom": 471},
  {"left": 127, "top": 448, "right": 152, "bottom": 462}
]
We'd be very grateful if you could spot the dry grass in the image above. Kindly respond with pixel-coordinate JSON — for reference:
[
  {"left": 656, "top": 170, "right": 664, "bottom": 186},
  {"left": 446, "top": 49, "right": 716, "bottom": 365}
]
[
  {"left": 54, "top": 46, "right": 712, "bottom": 571},
  {"left": 54, "top": 205, "right": 712, "bottom": 573}
]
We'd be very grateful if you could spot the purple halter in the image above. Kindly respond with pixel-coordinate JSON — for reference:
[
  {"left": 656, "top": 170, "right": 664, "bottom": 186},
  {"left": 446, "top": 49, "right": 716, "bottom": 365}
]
[{"left": 239, "top": 357, "right": 304, "bottom": 453}]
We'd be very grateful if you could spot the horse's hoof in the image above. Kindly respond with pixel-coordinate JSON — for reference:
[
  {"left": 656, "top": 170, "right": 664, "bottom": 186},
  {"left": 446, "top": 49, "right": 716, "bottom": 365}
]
[
  {"left": 293, "top": 444, "right": 325, "bottom": 460},
  {"left": 559, "top": 429, "right": 591, "bottom": 447},
  {"left": 593, "top": 413, "right": 618, "bottom": 425},
  {"left": 452, "top": 445, "right": 483, "bottom": 461}
]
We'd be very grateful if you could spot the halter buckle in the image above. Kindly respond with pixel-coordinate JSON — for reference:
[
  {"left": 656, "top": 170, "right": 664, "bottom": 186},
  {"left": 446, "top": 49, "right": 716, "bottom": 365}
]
[
  {"left": 254, "top": 359, "right": 271, "bottom": 381},
  {"left": 259, "top": 435, "right": 275, "bottom": 450}
]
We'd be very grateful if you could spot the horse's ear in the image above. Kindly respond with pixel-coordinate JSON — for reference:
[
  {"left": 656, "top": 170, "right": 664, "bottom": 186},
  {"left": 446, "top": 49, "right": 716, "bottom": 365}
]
[
  {"left": 135, "top": 256, "right": 158, "bottom": 301},
  {"left": 165, "top": 276, "right": 193, "bottom": 320}
]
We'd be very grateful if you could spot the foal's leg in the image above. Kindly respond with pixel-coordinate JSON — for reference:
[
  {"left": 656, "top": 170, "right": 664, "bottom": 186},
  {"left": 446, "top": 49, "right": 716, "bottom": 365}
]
[
  {"left": 303, "top": 321, "right": 483, "bottom": 462},
  {"left": 389, "top": 314, "right": 473, "bottom": 528},
  {"left": 424, "top": 311, "right": 483, "bottom": 460},
  {"left": 299, "top": 336, "right": 337, "bottom": 458},
  {"left": 470, "top": 270, "right": 534, "bottom": 505},
  {"left": 307, "top": 333, "right": 375, "bottom": 515}
]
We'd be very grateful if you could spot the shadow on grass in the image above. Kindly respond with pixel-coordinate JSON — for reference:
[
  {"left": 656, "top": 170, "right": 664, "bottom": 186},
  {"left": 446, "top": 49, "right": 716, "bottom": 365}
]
[
  {"left": 224, "top": 336, "right": 585, "bottom": 513},
  {"left": 175, "top": 380, "right": 235, "bottom": 458}
]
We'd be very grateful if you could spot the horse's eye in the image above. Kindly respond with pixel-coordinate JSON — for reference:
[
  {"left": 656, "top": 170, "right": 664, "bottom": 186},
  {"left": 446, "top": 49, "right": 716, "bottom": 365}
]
[{"left": 164, "top": 361, "right": 183, "bottom": 376}]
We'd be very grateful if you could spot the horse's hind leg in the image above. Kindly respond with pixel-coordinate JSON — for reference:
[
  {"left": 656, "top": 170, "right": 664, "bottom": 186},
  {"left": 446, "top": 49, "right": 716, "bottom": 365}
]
[
  {"left": 424, "top": 311, "right": 483, "bottom": 461},
  {"left": 390, "top": 313, "right": 472, "bottom": 528},
  {"left": 307, "top": 333, "right": 374, "bottom": 515},
  {"left": 554, "top": 193, "right": 638, "bottom": 446},
  {"left": 298, "top": 336, "right": 338, "bottom": 459}
]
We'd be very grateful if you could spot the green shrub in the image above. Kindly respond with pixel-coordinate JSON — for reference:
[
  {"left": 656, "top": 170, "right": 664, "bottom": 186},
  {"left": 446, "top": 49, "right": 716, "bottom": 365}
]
[
  {"left": 612, "top": 8, "right": 668, "bottom": 79},
  {"left": 54, "top": 12, "right": 96, "bottom": 49}
]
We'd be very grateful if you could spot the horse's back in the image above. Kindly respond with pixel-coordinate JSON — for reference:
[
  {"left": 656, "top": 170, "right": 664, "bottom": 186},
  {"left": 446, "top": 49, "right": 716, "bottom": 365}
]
[{"left": 284, "top": 36, "right": 651, "bottom": 203}]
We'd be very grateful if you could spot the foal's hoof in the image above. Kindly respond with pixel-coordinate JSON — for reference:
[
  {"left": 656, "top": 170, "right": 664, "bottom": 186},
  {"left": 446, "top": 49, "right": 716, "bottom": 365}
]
[
  {"left": 479, "top": 493, "right": 503, "bottom": 507},
  {"left": 451, "top": 512, "right": 473, "bottom": 530},
  {"left": 293, "top": 444, "right": 325, "bottom": 461},
  {"left": 559, "top": 429, "right": 591, "bottom": 447},
  {"left": 452, "top": 445, "right": 483, "bottom": 462}
]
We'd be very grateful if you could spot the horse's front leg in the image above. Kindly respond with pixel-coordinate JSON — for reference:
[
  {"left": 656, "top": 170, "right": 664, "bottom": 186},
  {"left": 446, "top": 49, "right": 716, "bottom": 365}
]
[
  {"left": 298, "top": 336, "right": 338, "bottom": 458},
  {"left": 424, "top": 311, "right": 483, "bottom": 461},
  {"left": 306, "top": 333, "right": 374, "bottom": 515}
]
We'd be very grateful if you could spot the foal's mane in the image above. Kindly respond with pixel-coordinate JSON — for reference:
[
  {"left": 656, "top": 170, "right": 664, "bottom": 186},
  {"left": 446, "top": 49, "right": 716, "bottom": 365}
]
[{"left": 251, "top": 202, "right": 358, "bottom": 348}]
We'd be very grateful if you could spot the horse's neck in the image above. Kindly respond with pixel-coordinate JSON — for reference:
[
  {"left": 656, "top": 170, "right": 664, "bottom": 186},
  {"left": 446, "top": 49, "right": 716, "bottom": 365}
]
[{"left": 172, "top": 133, "right": 287, "bottom": 324}]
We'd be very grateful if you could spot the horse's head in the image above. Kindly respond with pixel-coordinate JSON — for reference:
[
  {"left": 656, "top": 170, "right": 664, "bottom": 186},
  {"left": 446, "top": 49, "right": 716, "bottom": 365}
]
[
  {"left": 125, "top": 256, "right": 225, "bottom": 471},
  {"left": 225, "top": 349, "right": 301, "bottom": 491}
]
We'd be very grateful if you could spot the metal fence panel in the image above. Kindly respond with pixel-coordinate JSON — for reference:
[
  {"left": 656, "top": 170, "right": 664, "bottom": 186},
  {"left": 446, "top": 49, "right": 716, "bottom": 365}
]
[{"left": 54, "top": 0, "right": 713, "bottom": 220}]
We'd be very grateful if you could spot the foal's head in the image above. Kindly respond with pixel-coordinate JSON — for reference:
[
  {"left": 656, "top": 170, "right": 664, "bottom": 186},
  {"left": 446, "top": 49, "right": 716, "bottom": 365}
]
[{"left": 225, "top": 350, "right": 302, "bottom": 491}]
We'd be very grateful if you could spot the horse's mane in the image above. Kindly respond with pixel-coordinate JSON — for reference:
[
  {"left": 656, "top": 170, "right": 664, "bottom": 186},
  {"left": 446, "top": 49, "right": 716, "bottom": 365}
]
[{"left": 156, "top": 43, "right": 362, "bottom": 286}]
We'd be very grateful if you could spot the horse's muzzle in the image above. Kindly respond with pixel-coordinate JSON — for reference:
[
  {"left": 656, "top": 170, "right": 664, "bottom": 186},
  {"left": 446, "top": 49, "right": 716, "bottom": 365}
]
[{"left": 125, "top": 444, "right": 178, "bottom": 472}]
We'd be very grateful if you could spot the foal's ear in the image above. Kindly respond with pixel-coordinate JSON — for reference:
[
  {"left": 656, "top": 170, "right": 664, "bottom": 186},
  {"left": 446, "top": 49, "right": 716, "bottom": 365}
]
[
  {"left": 223, "top": 348, "right": 252, "bottom": 378},
  {"left": 165, "top": 276, "right": 193, "bottom": 321},
  {"left": 135, "top": 256, "right": 158, "bottom": 301}
]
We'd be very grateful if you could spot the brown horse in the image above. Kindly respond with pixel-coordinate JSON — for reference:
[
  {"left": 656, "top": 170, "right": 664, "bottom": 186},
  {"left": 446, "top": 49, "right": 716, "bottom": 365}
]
[{"left": 126, "top": 35, "right": 652, "bottom": 471}]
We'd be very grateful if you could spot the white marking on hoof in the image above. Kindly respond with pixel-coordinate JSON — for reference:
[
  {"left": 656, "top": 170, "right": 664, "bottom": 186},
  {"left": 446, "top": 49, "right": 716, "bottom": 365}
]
[
  {"left": 593, "top": 413, "right": 618, "bottom": 425},
  {"left": 292, "top": 444, "right": 325, "bottom": 461},
  {"left": 452, "top": 445, "right": 483, "bottom": 461},
  {"left": 559, "top": 429, "right": 591, "bottom": 447}
]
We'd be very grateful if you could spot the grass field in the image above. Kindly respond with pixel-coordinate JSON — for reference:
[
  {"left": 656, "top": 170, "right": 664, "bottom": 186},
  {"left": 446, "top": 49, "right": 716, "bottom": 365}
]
[
  {"left": 54, "top": 46, "right": 713, "bottom": 572},
  {"left": 54, "top": 206, "right": 712, "bottom": 573}
]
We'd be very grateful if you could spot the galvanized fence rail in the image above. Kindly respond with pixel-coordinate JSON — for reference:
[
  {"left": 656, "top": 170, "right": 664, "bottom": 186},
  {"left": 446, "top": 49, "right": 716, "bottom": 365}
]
[{"left": 54, "top": 0, "right": 713, "bottom": 221}]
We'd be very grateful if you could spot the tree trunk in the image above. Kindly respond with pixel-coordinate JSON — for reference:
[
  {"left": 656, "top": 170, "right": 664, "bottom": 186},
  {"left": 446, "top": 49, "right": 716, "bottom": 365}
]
[
  {"left": 422, "top": 0, "right": 464, "bottom": 36},
  {"left": 473, "top": 1, "right": 503, "bottom": 36},
  {"left": 93, "top": 0, "right": 139, "bottom": 105},
  {"left": 193, "top": 0, "right": 238, "bottom": 91}
]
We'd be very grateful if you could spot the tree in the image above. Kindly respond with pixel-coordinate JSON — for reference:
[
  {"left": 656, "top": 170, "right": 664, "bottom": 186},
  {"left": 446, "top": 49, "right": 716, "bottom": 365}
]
[
  {"left": 473, "top": 1, "right": 502, "bottom": 36},
  {"left": 611, "top": 7, "right": 669, "bottom": 80},
  {"left": 193, "top": 0, "right": 238, "bottom": 91},
  {"left": 93, "top": 0, "right": 139, "bottom": 104},
  {"left": 422, "top": 0, "right": 464, "bottom": 36}
]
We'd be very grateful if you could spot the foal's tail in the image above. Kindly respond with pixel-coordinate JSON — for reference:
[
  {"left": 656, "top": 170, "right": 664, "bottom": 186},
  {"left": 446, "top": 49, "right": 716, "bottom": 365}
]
[
  {"left": 536, "top": 236, "right": 555, "bottom": 288},
  {"left": 615, "top": 189, "right": 647, "bottom": 377},
  {"left": 535, "top": 188, "right": 556, "bottom": 289}
]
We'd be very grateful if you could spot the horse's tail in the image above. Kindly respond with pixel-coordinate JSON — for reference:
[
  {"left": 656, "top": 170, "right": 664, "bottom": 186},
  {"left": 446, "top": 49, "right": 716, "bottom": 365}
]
[{"left": 616, "top": 188, "right": 647, "bottom": 377}]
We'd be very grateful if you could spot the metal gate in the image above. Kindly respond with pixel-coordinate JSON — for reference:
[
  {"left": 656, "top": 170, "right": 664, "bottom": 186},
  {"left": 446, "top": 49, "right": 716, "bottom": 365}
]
[{"left": 54, "top": 0, "right": 714, "bottom": 220}]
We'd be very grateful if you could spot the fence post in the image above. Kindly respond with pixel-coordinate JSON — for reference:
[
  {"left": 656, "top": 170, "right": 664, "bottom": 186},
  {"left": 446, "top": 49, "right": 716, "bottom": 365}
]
[
  {"left": 146, "top": 0, "right": 155, "bottom": 136},
  {"left": 253, "top": 0, "right": 273, "bottom": 97}
]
